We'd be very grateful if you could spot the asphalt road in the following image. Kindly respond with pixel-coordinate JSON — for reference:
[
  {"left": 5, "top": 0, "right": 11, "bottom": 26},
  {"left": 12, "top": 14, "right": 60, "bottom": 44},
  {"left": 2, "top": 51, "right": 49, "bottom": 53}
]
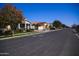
[{"left": 0, "top": 28, "right": 79, "bottom": 56}]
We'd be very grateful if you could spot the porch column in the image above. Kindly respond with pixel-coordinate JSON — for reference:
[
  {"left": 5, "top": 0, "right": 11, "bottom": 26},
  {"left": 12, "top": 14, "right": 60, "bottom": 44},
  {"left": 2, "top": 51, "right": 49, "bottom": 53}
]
[
  {"left": 25, "top": 23, "right": 26, "bottom": 30},
  {"left": 18, "top": 23, "right": 21, "bottom": 29},
  {"left": 28, "top": 24, "right": 30, "bottom": 29}
]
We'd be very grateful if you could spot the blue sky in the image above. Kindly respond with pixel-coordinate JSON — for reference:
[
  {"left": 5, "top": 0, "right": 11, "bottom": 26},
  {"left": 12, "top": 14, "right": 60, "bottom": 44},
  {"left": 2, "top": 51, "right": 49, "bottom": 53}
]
[{"left": 0, "top": 3, "right": 79, "bottom": 26}]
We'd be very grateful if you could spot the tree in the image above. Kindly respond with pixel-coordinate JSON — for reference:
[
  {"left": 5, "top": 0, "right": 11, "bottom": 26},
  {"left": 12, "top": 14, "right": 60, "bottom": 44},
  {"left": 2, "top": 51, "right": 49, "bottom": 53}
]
[
  {"left": 52, "top": 20, "right": 62, "bottom": 28},
  {"left": 0, "top": 4, "right": 25, "bottom": 35},
  {"left": 62, "top": 24, "right": 69, "bottom": 28},
  {"left": 72, "top": 24, "right": 79, "bottom": 33},
  {"left": 76, "top": 25, "right": 79, "bottom": 32},
  {"left": 72, "top": 24, "right": 77, "bottom": 29}
]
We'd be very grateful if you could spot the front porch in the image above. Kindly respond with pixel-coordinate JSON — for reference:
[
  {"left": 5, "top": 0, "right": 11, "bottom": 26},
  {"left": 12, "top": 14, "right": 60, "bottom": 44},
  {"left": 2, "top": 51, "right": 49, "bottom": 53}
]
[
  {"left": 17, "top": 20, "right": 31, "bottom": 32},
  {"left": 18, "top": 23, "right": 31, "bottom": 30}
]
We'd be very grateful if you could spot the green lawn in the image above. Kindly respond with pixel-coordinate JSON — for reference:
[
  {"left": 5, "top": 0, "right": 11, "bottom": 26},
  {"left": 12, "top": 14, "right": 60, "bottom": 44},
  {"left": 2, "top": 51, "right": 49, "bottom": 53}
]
[
  {"left": 14, "top": 32, "right": 38, "bottom": 36},
  {"left": 0, "top": 32, "right": 38, "bottom": 39}
]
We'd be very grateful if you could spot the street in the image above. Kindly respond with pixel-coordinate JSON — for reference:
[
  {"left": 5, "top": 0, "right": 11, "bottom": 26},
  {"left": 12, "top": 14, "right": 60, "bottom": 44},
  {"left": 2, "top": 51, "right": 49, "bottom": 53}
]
[{"left": 0, "top": 28, "right": 79, "bottom": 56}]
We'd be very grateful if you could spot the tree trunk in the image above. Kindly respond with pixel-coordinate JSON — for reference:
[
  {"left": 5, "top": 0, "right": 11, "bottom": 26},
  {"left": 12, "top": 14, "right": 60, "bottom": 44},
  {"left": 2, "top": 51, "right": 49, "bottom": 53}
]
[{"left": 11, "top": 30, "right": 14, "bottom": 37}]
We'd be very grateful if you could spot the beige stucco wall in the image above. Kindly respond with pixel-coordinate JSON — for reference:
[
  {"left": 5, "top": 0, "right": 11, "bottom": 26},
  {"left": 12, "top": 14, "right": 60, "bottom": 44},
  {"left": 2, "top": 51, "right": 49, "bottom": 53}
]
[
  {"left": 38, "top": 26, "right": 44, "bottom": 30},
  {"left": 38, "top": 23, "right": 49, "bottom": 30}
]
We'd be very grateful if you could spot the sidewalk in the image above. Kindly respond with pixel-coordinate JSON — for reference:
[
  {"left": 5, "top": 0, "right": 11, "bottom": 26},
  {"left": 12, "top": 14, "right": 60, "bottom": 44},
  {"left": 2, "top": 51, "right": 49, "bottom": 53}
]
[
  {"left": 0, "top": 29, "right": 63, "bottom": 40},
  {"left": 0, "top": 32, "right": 40, "bottom": 40}
]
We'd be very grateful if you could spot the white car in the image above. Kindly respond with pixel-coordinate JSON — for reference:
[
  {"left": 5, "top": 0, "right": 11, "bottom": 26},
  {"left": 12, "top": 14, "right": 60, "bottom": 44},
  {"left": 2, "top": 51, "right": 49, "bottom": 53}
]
[{"left": 0, "top": 28, "right": 7, "bottom": 35}]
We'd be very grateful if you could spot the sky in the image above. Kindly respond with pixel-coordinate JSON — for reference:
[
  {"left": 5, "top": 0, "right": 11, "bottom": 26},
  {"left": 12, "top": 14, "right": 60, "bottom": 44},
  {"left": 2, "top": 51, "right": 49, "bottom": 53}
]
[{"left": 0, "top": 3, "right": 79, "bottom": 26}]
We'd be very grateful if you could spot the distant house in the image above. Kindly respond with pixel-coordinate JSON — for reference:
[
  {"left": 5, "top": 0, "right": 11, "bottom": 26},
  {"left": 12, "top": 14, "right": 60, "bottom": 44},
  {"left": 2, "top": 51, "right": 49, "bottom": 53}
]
[
  {"left": 17, "top": 19, "right": 31, "bottom": 31},
  {"left": 32, "top": 22, "right": 49, "bottom": 31}
]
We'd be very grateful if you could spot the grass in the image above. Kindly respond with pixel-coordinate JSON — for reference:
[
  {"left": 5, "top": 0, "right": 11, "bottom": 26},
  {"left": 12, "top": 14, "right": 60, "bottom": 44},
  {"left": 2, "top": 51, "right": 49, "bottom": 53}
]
[
  {"left": 0, "top": 32, "right": 39, "bottom": 39},
  {"left": 14, "top": 32, "right": 38, "bottom": 36}
]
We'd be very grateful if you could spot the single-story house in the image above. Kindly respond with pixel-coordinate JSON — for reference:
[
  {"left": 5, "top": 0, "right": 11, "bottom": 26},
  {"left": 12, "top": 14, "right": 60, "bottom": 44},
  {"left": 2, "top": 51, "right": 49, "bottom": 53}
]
[
  {"left": 17, "top": 19, "right": 31, "bottom": 31},
  {"left": 32, "top": 22, "right": 50, "bottom": 31}
]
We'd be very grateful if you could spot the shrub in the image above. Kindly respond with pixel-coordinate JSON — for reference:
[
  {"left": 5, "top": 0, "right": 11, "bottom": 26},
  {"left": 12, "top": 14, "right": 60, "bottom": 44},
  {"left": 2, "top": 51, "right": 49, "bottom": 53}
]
[
  {"left": 26, "top": 29, "right": 34, "bottom": 32},
  {"left": 76, "top": 25, "right": 79, "bottom": 33},
  {"left": 15, "top": 29, "right": 23, "bottom": 33},
  {"left": 4, "top": 30, "right": 12, "bottom": 36}
]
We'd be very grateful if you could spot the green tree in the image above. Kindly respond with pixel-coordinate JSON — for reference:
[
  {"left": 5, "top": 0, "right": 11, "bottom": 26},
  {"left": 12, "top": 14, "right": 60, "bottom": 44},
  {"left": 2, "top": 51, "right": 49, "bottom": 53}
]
[
  {"left": 52, "top": 20, "right": 62, "bottom": 29},
  {"left": 72, "top": 24, "right": 79, "bottom": 33},
  {"left": 76, "top": 25, "right": 79, "bottom": 33},
  {"left": 62, "top": 24, "right": 69, "bottom": 28}
]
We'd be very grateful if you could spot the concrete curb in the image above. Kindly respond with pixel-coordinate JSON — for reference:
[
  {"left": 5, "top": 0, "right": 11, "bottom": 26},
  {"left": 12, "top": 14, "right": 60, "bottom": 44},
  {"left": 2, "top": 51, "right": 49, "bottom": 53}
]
[
  {"left": 72, "top": 29, "right": 79, "bottom": 39},
  {"left": 75, "top": 34, "right": 79, "bottom": 39},
  {"left": 0, "top": 29, "right": 63, "bottom": 40},
  {"left": 0, "top": 33, "right": 40, "bottom": 40}
]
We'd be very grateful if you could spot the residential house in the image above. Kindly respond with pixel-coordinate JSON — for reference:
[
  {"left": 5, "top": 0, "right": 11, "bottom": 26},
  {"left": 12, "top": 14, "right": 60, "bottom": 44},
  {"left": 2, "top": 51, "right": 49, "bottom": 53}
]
[
  {"left": 32, "top": 22, "right": 50, "bottom": 31},
  {"left": 0, "top": 18, "right": 32, "bottom": 35},
  {"left": 17, "top": 19, "right": 31, "bottom": 31}
]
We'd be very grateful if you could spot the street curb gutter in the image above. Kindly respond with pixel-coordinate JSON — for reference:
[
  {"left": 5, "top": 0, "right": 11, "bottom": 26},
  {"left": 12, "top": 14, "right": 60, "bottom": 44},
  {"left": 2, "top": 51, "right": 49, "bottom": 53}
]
[
  {"left": 0, "top": 33, "right": 41, "bottom": 40},
  {"left": 72, "top": 29, "right": 79, "bottom": 39},
  {"left": 75, "top": 34, "right": 79, "bottom": 38},
  {"left": 0, "top": 29, "right": 63, "bottom": 40}
]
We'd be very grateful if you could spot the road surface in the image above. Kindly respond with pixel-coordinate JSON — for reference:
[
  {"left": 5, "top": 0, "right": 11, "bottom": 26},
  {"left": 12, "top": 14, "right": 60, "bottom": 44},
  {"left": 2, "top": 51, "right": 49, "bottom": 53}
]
[{"left": 0, "top": 28, "right": 79, "bottom": 56}]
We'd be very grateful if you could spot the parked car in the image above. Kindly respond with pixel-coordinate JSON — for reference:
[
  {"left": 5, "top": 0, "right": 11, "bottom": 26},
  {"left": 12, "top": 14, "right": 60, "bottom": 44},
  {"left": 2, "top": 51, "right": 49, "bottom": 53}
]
[
  {"left": 0, "top": 28, "right": 7, "bottom": 35},
  {"left": 0, "top": 28, "right": 12, "bottom": 35},
  {"left": 50, "top": 27, "right": 56, "bottom": 30},
  {"left": 52, "top": 27, "right": 56, "bottom": 30}
]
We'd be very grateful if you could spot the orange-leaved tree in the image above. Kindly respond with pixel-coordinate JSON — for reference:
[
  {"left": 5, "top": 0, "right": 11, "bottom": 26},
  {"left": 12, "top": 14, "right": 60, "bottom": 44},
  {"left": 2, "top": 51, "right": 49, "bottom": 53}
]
[{"left": 0, "top": 4, "right": 25, "bottom": 31}]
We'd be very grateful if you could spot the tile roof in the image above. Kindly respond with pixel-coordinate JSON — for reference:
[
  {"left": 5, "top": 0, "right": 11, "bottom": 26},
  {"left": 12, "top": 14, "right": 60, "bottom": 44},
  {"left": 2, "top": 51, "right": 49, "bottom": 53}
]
[{"left": 32, "top": 22, "right": 48, "bottom": 26}]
